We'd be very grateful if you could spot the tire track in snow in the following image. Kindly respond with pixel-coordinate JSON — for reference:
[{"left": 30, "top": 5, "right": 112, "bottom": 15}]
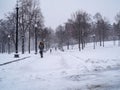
[
  {"left": 56, "top": 51, "right": 70, "bottom": 69},
  {"left": 56, "top": 51, "right": 88, "bottom": 71},
  {"left": 60, "top": 52, "right": 89, "bottom": 71},
  {"left": 70, "top": 55, "right": 89, "bottom": 71}
]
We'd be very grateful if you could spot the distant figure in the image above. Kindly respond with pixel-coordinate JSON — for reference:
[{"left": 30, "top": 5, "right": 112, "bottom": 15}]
[
  {"left": 39, "top": 41, "right": 44, "bottom": 58},
  {"left": 55, "top": 47, "right": 57, "bottom": 51},
  {"left": 50, "top": 48, "right": 52, "bottom": 53}
]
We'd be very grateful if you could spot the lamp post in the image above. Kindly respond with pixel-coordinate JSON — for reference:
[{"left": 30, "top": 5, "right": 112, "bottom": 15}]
[
  {"left": 8, "top": 35, "right": 10, "bottom": 54},
  {"left": 14, "top": 0, "right": 19, "bottom": 58},
  {"left": 35, "top": 24, "right": 37, "bottom": 54}
]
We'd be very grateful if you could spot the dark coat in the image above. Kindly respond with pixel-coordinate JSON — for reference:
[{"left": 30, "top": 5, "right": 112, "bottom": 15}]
[{"left": 39, "top": 42, "right": 44, "bottom": 51}]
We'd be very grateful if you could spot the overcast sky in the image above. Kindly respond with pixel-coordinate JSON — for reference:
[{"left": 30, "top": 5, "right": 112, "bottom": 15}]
[{"left": 0, "top": 0, "right": 120, "bottom": 29}]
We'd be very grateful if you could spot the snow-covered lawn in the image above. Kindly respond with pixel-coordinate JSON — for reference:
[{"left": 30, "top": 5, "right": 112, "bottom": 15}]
[{"left": 0, "top": 41, "right": 120, "bottom": 90}]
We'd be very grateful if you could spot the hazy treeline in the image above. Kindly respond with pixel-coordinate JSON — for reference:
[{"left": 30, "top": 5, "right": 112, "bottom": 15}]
[
  {"left": 0, "top": 0, "right": 54, "bottom": 53},
  {"left": 0, "top": 0, "right": 120, "bottom": 53},
  {"left": 56, "top": 11, "right": 120, "bottom": 51}
]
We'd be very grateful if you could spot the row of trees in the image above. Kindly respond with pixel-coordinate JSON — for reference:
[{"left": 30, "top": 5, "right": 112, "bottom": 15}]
[
  {"left": 0, "top": 0, "right": 120, "bottom": 53},
  {"left": 0, "top": 0, "right": 54, "bottom": 54},
  {"left": 55, "top": 11, "right": 120, "bottom": 51}
]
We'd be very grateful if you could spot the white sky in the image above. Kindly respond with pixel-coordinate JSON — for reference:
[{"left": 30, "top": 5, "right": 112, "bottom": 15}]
[{"left": 0, "top": 0, "right": 120, "bottom": 29}]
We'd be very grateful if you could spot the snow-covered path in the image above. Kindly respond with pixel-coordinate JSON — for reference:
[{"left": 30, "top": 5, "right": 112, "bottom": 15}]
[{"left": 0, "top": 43, "right": 120, "bottom": 90}]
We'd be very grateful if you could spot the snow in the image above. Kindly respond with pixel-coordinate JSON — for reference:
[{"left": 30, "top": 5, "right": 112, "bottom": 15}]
[{"left": 0, "top": 41, "right": 120, "bottom": 90}]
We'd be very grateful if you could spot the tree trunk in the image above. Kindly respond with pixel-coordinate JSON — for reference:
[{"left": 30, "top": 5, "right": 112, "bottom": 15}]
[
  {"left": 28, "top": 27, "right": 31, "bottom": 53},
  {"left": 67, "top": 41, "right": 69, "bottom": 50}
]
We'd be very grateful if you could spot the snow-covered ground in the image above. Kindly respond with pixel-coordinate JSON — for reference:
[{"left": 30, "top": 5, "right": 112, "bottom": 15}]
[{"left": 0, "top": 41, "right": 120, "bottom": 90}]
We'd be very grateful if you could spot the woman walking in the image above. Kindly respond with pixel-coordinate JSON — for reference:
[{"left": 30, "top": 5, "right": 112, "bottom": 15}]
[{"left": 39, "top": 41, "right": 44, "bottom": 58}]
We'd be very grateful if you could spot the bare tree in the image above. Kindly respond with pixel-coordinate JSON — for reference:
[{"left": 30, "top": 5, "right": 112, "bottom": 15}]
[
  {"left": 18, "top": 0, "right": 44, "bottom": 53},
  {"left": 94, "top": 13, "right": 110, "bottom": 47},
  {"left": 55, "top": 25, "right": 65, "bottom": 50},
  {"left": 94, "top": 13, "right": 103, "bottom": 46},
  {"left": 0, "top": 0, "right": 44, "bottom": 54},
  {"left": 65, "top": 22, "right": 71, "bottom": 50},
  {"left": 72, "top": 10, "right": 91, "bottom": 51},
  {"left": 115, "top": 11, "right": 120, "bottom": 46}
]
